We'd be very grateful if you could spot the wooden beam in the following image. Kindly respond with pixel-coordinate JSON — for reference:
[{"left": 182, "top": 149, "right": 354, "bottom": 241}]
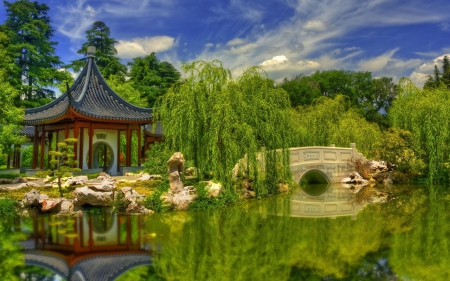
[{"left": 47, "top": 133, "right": 53, "bottom": 169}]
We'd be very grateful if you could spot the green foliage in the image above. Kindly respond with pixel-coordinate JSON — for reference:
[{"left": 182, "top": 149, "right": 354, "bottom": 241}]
[
  {"left": 188, "top": 182, "right": 239, "bottom": 211},
  {"left": 292, "top": 95, "right": 382, "bottom": 158},
  {"left": 0, "top": 198, "right": 16, "bottom": 220},
  {"left": 424, "top": 55, "right": 450, "bottom": 90},
  {"left": 113, "top": 190, "right": 128, "bottom": 213},
  {"left": 128, "top": 53, "right": 181, "bottom": 107},
  {"left": 3, "top": 0, "right": 70, "bottom": 104},
  {"left": 155, "top": 60, "right": 293, "bottom": 196},
  {"left": 144, "top": 142, "right": 172, "bottom": 175},
  {"left": 34, "top": 169, "right": 52, "bottom": 178},
  {"left": 0, "top": 173, "right": 20, "bottom": 179},
  {"left": 49, "top": 138, "right": 81, "bottom": 197},
  {"left": 0, "top": 68, "right": 26, "bottom": 155},
  {"left": 72, "top": 21, "right": 127, "bottom": 79},
  {"left": 280, "top": 70, "right": 396, "bottom": 125},
  {"left": 106, "top": 75, "right": 148, "bottom": 107},
  {"left": 86, "top": 172, "right": 101, "bottom": 180},
  {"left": 143, "top": 183, "right": 171, "bottom": 212},
  {"left": 390, "top": 78, "right": 450, "bottom": 183}
]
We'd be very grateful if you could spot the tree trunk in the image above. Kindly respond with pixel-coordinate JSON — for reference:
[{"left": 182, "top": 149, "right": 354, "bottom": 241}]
[{"left": 57, "top": 176, "right": 63, "bottom": 198}]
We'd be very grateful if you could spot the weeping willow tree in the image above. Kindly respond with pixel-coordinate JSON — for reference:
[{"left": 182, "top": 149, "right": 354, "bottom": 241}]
[
  {"left": 390, "top": 78, "right": 450, "bottom": 183},
  {"left": 291, "top": 95, "right": 382, "bottom": 158},
  {"left": 155, "top": 60, "right": 293, "bottom": 195}
]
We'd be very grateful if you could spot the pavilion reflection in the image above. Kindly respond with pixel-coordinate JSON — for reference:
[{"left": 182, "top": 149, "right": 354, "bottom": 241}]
[
  {"left": 23, "top": 213, "right": 152, "bottom": 281},
  {"left": 290, "top": 184, "right": 368, "bottom": 219}
]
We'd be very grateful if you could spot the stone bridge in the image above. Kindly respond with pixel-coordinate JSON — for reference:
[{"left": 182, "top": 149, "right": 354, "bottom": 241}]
[{"left": 290, "top": 143, "right": 366, "bottom": 184}]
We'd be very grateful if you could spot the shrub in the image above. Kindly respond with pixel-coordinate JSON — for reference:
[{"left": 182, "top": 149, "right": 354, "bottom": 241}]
[
  {"left": 142, "top": 183, "right": 171, "bottom": 212},
  {"left": 144, "top": 142, "right": 172, "bottom": 175},
  {"left": 0, "top": 173, "right": 21, "bottom": 179},
  {"left": 0, "top": 198, "right": 16, "bottom": 220},
  {"left": 189, "top": 182, "right": 239, "bottom": 211},
  {"left": 34, "top": 170, "right": 52, "bottom": 178}
]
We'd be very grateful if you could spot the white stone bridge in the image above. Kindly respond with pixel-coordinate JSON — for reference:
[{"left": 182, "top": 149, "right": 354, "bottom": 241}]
[{"left": 290, "top": 143, "right": 366, "bottom": 184}]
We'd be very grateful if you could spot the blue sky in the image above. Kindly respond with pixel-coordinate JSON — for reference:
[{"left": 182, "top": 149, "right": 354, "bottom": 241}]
[{"left": 1, "top": 0, "right": 450, "bottom": 87}]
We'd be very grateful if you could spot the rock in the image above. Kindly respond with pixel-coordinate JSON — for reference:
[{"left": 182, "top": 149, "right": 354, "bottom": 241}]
[
  {"left": 26, "top": 182, "right": 41, "bottom": 188},
  {"left": 0, "top": 178, "right": 13, "bottom": 184},
  {"left": 43, "top": 176, "right": 52, "bottom": 183},
  {"left": 120, "top": 187, "right": 143, "bottom": 204},
  {"left": 242, "top": 190, "right": 256, "bottom": 198},
  {"left": 185, "top": 167, "right": 197, "bottom": 176},
  {"left": 41, "top": 198, "right": 62, "bottom": 212},
  {"left": 341, "top": 172, "right": 369, "bottom": 185},
  {"left": 58, "top": 199, "right": 74, "bottom": 215},
  {"left": 279, "top": 183, "right": 290, "bottom": 193},
  {"left": 383, "top": 175, "right": 394, "bottom": 185},
  {"left": 125, "top": 202, "right": 154, "bottom": 215},
  {"left": 16, "top": 183, "right": 28, "bottom": 189},
  {"left": 38, "top": 194, "right": 50, "bottom": 204},
  {"left": 125, "top": 172, "right": 139, "bottom": 177},
  {"left": 167, "top": 152, "right": 185, "bottom": 194},
  {"left": 22, "top": 189, "right": 42, "bottom": 207},
  {"left": 26, "top": 177, "right": 38, "bottom": 181},
  {"left": 97, "top": 172, "right": 113, "bottom": 181},
  {"left": 137, "top": 173, "right": 162, "bottom": 181},
  {"left": 13, "top": 177, "right": 27, "bottom": 184},
  {"left": 162, "top": 191, "right": 196, "bottom": 211},
  {"left": 88, "top": 179, "right": 116, "bottom": 192},
  {"left": 64, "top": 176, "right": 88, "bottom": 187},
  {"left": 72, "top": 186, "right": 113, "bottom": 206},
  {"left": 204, "top": 181, "right": 222, "bottom": 197}
]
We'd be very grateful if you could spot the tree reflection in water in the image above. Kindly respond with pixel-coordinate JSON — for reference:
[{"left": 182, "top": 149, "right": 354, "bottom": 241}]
[{"left": 1, "top": 185, "right": 450, "bottom": 280}]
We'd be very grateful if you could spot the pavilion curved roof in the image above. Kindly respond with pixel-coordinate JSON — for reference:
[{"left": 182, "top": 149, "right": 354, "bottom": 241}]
[{"left": 24, "top": 57, "right": 152, "bottom": 125}]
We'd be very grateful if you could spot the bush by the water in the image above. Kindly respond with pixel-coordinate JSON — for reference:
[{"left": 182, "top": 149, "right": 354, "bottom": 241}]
[{"left": 0, "top": 198, "right": 16, "bottom": 219}]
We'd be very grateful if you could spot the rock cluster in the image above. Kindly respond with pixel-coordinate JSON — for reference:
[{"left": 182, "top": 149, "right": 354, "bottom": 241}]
[
  {"left": 168, "top": 152, "right": 185, "bottom": 193},
  {"left": 21, "top": 189, "right": 75, "bottom": 215}
]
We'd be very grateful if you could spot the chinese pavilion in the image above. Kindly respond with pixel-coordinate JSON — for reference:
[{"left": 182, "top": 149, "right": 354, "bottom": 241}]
[{"left": 24, "top": 47, "right": 158, "bottom": 175}]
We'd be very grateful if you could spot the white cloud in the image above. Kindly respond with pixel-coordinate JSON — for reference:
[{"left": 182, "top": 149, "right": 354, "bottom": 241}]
[
  {"left": 116, "top": 36, "right": 176, "bottom": 59},
  {"left": 205, "top": 43, "right": 214, "bottom": 48},
  {"left": 260, "top": 55, "right": 289, "bottom": 67},
  {"left": 228, "top": 43, "right": 258, "bottom": 55},
  {"left": 358, "top": 48, "right": 399, "bottom": 72},
  {"left": 297, "top": 60, "right": 321, "bottom": 68},
  {"left": 410, "top": 71, "right": 429, "bottom": 88},
  {"left": 303, "top": 20, "right": 327, "bottom": 32},
  {"left": 227, "top": 38, "right": 247, "bottom": 46}
]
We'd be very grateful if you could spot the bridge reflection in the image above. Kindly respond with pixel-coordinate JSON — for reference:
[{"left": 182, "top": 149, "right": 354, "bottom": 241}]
[
  {"left": 23, "top": 213, "right": 152, "bottom": 281},
  {"left": 290, "top": 184, "right": 368, "bottom": 220}
]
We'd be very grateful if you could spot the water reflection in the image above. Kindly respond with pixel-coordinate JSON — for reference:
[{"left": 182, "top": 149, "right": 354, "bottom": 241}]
[
  {"left": 292, "top": 184, "right": 367, "bottom": 219},
  {"left": 2, "top": 185, "right": 450, "bottom": 280},
  {"left": 17, "top": 213, "right": 152, "bottom": 281}
]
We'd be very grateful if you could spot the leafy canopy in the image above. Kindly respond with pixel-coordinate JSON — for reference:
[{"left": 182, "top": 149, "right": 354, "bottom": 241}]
[
  {"left": 155, "top": 60, "right": 293, "bottom": 196},
  {"left": 2, "top": 0, "right": 70, "bottom": 106}
]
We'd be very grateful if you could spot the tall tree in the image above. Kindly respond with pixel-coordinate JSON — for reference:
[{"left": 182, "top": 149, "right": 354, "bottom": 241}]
[
  {"left": 424, "top": 55, "right": 450, "bottom": 89},
  {"left": 73, "top": 21, "right": 126, "bottom": 79},
  {"left": 128, "top": 53, "right": 180, "bottom": 107},
  {"left": 155, "top": 60, "right": 293, "bottom": 197},
  {"left": 2, "top": 0, "right": 70, "bottom": 107},
  {"left": 0, "top": 31, "right": 26, "bottom": 157},
  {"left": 280, "top": 70, "right": 396, "bottom": 125}
]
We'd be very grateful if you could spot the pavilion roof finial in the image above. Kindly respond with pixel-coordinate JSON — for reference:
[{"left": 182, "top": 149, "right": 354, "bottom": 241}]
[{"left": 87, "top": 46, "right": 96, "bottom": 58}]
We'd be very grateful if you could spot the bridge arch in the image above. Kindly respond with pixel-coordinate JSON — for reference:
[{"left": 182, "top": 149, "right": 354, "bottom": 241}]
[{"left": 299, "top": 169, "right": 330, "bottom": 185}]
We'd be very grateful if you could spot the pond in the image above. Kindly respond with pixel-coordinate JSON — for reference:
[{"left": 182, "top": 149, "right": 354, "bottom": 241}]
[{"left": 1, "top": 183, "right": 449, "bottom": 280}]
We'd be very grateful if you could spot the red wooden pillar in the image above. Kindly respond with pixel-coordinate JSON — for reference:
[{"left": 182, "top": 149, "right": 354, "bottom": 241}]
[
  {"left": 137, "top": 125, "right": 142, "bottom": 166},
  {"left": 32, "top": 126, "right": 38, "bottom": 169},
  {"left": 117, "top": 130, "right": 121, "bottom": 173},
  {"left": 73, "top": 216, "right": 80, "bottom": 252},
  {"left": 88, "top": 214, "right": 93, "bottom": 251},
  {"left": 126, "top": 125, "right": 131, "bottom": 167},
  {"left": 73, "top": 122, "right": 79, "bottom": 168},
  {"left": 40, "top": 127, "right": 45, "bottom": 169},
  {"left": 88, "top": 123, "right": 93, "bottom": 169},
  {"left": 79, "top": 128, "right": 84, "bottom": 169}
]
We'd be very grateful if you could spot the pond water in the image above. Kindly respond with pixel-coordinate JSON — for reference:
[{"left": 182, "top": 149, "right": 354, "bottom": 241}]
[{"left": 1, "top": 183, "right": 449, "bottom": 281}]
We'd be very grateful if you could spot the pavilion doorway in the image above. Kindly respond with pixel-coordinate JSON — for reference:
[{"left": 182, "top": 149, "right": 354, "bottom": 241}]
[{"left": 88, "top": 142, "right": 114, "bottom": 173}]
